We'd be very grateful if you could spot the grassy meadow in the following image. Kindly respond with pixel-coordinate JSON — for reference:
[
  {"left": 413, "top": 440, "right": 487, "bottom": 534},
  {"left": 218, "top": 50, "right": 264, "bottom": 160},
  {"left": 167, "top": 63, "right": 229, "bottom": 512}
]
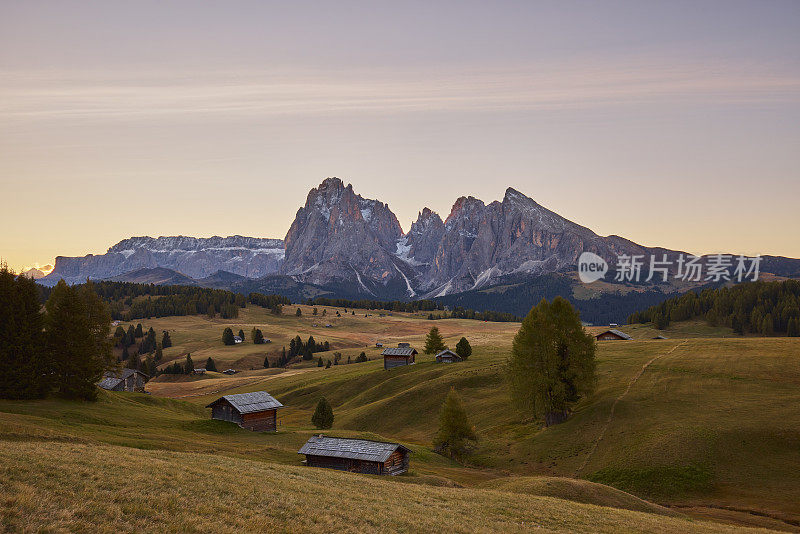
[{"left": 2, "top": 304, "right": 799, "bottom": 532}]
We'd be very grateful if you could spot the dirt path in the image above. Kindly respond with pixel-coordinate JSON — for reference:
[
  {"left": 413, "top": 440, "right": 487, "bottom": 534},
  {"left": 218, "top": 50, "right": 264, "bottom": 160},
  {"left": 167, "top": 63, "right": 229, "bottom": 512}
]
[
  {"left": 148, "top": 368, "right": 313, "bottom": 399},
  {"left": 574, "top": 340, "right": 688, "bottom": 477}
]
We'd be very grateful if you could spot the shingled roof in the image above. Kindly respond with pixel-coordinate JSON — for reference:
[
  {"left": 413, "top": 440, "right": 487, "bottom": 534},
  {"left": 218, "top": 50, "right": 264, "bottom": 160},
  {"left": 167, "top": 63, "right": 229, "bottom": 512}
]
[
  {"left": 206, "top": 391, "right": 283, "bottom": 413},
  {"left": 599, "top": 329, "right": 632, "bottom": 340},
  {"left": 381, "top": 347, "right": 417, "bottom": 356},
  {"left": 298, "top": 435, "right": 410, "bottom": 463}
]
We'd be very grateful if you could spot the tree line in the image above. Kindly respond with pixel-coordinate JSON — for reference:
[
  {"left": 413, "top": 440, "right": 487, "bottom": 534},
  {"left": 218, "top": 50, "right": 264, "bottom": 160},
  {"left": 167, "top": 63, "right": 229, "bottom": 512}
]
[
  {"left": 0, "top": 268, "right": 114, "bottom": 401},
  {"left": 628, "top": 280, "right": 800, "bottom": 335}
]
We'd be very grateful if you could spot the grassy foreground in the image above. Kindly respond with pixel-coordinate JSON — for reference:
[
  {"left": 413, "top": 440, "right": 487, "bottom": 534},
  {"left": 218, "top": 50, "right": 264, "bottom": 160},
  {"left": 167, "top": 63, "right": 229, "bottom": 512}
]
[{"left": 0, "top": 440, "right": 769, "bottom": 533}]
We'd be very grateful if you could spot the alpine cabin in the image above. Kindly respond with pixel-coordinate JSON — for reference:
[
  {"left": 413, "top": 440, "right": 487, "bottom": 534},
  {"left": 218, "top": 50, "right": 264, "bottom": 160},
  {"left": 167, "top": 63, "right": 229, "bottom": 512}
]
[
  {"left": 595, "top": 329, "right": 632, "bottom": 341},
  {"left": 435, "top": 349, "right": 462, "bottom": 363},
  {"left": 206, "top": 391, "right": 283, "bottom": 432},
  {"left": 298, "top": 435, "right": 410, "bottom": 475},
  {"left": 381, "top": 344, "right": 417, "bottom": 369},
  {"left": 97, "top": 369, "right": 149, "bottom": 392}
]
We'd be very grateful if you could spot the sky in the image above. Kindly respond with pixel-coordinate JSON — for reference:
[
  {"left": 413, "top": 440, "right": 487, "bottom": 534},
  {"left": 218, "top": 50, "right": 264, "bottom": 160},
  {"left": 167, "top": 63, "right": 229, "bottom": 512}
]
[{"left": 1, "top": 0, "right": 799, "bottom": 272}]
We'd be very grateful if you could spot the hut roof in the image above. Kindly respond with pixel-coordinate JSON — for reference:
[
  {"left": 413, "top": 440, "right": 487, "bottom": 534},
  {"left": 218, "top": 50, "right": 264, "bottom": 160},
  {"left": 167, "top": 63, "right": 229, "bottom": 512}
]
[
  {"left": 298, "top": 435, "right": 410, "bottom": 463},
  {"left": 97, "top": 377, "right": 123, "bottom": 390},
  {"left": 435, "top": 349, "right": 461, "bottom": 360},
  {"left": 597, "top": 329, "right": 632, "bottom": 340},
  {"left": 206, "top": 391, "right": 283, "bottom": 413},
  {"left": 381, "top": 347, "right": 417, "bottom": 356},
  {"left": 102, "top": 368, "right": 150, "bottom": 380}
]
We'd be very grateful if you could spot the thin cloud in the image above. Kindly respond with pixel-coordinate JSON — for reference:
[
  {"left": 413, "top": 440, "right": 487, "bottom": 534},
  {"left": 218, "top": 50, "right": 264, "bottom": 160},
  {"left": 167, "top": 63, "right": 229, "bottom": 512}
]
[{"left": 2, "top": 59, "right": 798, "bottom": 121}]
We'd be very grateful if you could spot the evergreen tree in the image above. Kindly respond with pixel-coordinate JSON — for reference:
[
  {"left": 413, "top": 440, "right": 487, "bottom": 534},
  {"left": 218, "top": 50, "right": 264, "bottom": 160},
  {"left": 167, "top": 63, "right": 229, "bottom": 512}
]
[
  {"left": 325, "top": 359, "right": 331, "bottom": 369},
  {"left": 433, "top": 387, "right": 477, "bottom": 460},
  {"left": 508, "top": 297, "right": 596, "bottom": 426},
  {"left": 154, "top": 343, "right": 163, "bottom": 363},
  {"left": 296, "top": 307, "right": 302, "bottom": 317},
  {"left": 263, "top": 355, "right": 270, "bottom": 368},
  {"left": 161, "top": 330, "right": 172, "bottom": 348},
  {"left": 307, "top": 335, "right": 316, "bottom": 353},
  {"left": 303, "top": 346, "right": 313, "bottom": 361},
  {"left": 44, "top": 280, "right": 114, "bottom": 400},
  {"left": 222, "top": 327, "right": 235, "bottom": 345},
  {"left": 144, "top": 355, "right": 157, "bottom": 377},
  {"left": 313, "top": 307, "right": 318, "bottom": 315},
  {"left": 238, "top": 329, "right": 245, "bottom": 342},
  {"left": 317, "top": 357, "right": 323, "bottom": 367},
  {"left": 311, "top": 397, "right": 334, "bottom": 429},
  {"left": 125, "top": 325, "right": 136, "bottom": 346},
  {"left": 252, "top": 328, "right": 264, "bottom": 344},
  {"left": 347, "top": 355, "right": 352, "bottom": 364},
  {"left": 126, "top": 353, "right": 141, "bottom": 370},
  {"left": 356, "top": 351, "right": 367, "bottom": 363},
  {"left": 455, "top": 337, "right": 472, "bottom": 360},
  {"left": 135, "top": 323, "right": 143, "bottom": 338},
  {"left": 121, "top": 344, "right": 130, "bottom": 361},
  {"left": 0, "top": 267, "right": 49, "bottom": 399},
  {"left": 424, "top": 326, "right": 446, "bottom": 354},
  {"left": 184, "top": 354, "right": 194, "bottom": 374}
]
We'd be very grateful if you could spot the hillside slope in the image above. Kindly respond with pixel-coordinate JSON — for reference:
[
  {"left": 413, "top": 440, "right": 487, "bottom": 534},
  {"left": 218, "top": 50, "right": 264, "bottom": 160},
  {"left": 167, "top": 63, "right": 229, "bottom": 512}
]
[{"left": 0, "top": 440, "right": 769, "bottom": 533}]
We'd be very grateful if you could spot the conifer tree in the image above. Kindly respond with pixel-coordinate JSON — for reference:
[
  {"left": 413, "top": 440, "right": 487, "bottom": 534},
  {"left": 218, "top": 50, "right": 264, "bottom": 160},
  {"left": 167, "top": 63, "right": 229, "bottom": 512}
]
[
  {"left": 45, "top": 280, "right": 114, "bottom": 400},
  {"left": 238, "top": 329, "right": 245, "bottom": 342},
  {"left": 433, "top": 387, "right": 477, "bottom": 460},
  {"left": 311, "top": 397, "right": 334, "bottom": 429},
  {"left": 154, "top": 343, "right": 163, "bottom": 363},
  {"left": 252, "top": 328, "right": 264, "bottom": 344},
  {"left": 263, "top": 355, "right": 270, "bottom": 368},
  {"left": 307, "top": 335, "right": 316, "bottom": 353},
  {"left": 0, "top": 267, "right": 49, "bottom": 399},
  {"left": 317, "top": 357, "right": 323, "bottom": 367},
  {"left": 508, "top": 297, "right": 596, "bottom": 426},
  {"left": 455, "top": 337, "right": 472, "bottom": 360},
  {"left": 296, "top": 307, "right": 302, "bottom": 317},
  {"left": 325, "top": 359, "right": 331, "bottom": 368},
  {"left": 205, "top": 357, "right": 217, "bottom": 372},
  {"left": 184, "top": 353, "right": 194, "bottom": 374},
  {"left": 161, "top": 331, "right": 172, "bottom": 348},
  {"left": 222, "top": 327, "right": 235, "bottom": 345},
  {"left": 135, "top": 323, "right": 143, "bottom": 338},
  {"left": 424, "top": 326, "right": 446, "bottom": 354}
]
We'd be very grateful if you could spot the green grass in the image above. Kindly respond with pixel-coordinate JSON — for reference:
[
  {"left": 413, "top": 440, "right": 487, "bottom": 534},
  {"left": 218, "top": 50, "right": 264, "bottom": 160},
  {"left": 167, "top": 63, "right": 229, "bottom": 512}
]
[{"left": 2, "top": 308, "right": 800, "bottom": 531}]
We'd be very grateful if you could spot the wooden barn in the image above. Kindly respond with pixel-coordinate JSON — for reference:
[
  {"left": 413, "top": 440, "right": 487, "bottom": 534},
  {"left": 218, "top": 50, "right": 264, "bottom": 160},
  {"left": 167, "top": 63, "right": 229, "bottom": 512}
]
[
  {"left": 435, "top": 349, "right": 462, "bottom": 363},
  {"left": 298, "top": 435, "right": 410, "bottom": 475},
  {"left": 97, "top": 369, "right": 149, "bottom": 392},
  {"left": 381, "top": 344, "right": 417, "bottom": 370},
  {"left": 595, "top": 329, "right": 632, "bottom": 341},
  {"left": 205, "top": 391, "right": 283, "bottom": 432}
]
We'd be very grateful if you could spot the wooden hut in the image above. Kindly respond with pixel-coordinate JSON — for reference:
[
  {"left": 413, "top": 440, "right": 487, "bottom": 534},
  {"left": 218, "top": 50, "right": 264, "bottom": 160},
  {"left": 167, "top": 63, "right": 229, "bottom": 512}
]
[
  {"left": 435, "top": 349, "right": 462, "bottom": 363},
  {"left": 381, "top": 344, "right": 417, "bottom": 369},
  {"left": 595, "top": 329, "right": 632, "bottom": 341},
  {"left": 298, "top": 435, "right": 410, "bottom": 475},
  {"left": 205, "top": 391, "right": 283, "bottom": 432},
  {"left": 97, "top": 369, "right": 149, "bottom": 392}
]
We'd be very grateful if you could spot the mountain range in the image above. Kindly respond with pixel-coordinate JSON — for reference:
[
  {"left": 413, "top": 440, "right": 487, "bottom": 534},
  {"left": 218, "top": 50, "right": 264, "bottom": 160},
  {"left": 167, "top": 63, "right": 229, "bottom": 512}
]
[{"left": 41, "top": 177, "right": 800, "bottom": 323}]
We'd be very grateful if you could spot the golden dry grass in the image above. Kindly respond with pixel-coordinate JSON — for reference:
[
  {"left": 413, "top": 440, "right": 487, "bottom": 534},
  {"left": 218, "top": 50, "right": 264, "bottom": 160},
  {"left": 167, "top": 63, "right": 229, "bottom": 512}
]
[{"left": 0, "top": 440, "right": 772, "bottom": 534}]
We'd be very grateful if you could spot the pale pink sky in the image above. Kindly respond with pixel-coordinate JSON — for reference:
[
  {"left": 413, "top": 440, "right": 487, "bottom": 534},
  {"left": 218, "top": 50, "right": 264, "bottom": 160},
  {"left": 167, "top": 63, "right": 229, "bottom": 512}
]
[{"left": 1, "top": 1, "right": 799, "bottom": 271}]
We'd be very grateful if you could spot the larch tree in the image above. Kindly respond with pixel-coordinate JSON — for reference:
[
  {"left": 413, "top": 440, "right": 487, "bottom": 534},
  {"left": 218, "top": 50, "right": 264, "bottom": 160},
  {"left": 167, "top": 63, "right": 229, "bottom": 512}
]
[
  {"left": 0, "top": 267, "right": 49, "bottom": 399},
  {"left": 311, "top": 397, "right": 334, "bottom": 429},
  {"left": 433, "top": 387, "right": 477, "bottom": 461},
  {"left": 44, "top": 280, "right": 114, "bottom": 401},
  {"left": 424, "top": 326, "right": 446, "bottom": 354},
  {"left": 508, "top": 297, "right": 596, "bottom": 426}
]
